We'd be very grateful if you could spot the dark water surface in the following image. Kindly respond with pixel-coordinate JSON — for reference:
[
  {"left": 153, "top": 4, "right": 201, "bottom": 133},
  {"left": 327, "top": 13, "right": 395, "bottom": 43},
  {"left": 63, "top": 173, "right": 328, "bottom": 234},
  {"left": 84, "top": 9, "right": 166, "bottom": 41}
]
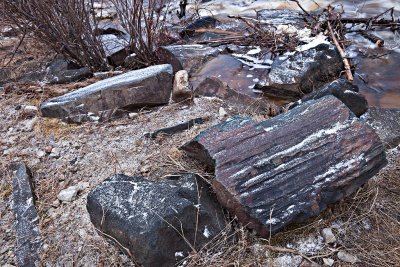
[{"left": 197, "top": 0, "right": 400, "bottom": 108}]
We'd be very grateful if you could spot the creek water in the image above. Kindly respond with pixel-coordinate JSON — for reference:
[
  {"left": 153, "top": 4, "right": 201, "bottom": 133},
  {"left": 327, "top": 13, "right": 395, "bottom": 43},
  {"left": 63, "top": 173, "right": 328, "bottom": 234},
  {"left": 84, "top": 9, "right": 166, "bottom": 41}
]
[{"left": 194, "top": 0, "right": 400, "bottom": 108}]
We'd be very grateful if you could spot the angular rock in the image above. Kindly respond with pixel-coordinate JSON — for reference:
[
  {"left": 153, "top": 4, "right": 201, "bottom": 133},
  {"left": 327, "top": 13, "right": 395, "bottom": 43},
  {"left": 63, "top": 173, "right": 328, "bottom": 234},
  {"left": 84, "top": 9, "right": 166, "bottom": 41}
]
[
  {"left": 182, "top": 95, "right": 387, "bottom": 236},
  {"left": 172, "top": 70, "right": 192, "bottom": 102},
  {"left": 157, "top": 44, "right": 226, "bottom": 74},
  {"left": 87, "top": 173, "right": 226, "bottom": 267},
  {"left": 195, "top": 77, "right": 270, "bottom": 113},
  {"left": 46, "top": 58, "right": 92, "bottom": 84},
  {"left": 57, "top": 186, "right": 79, "bottom": 202},
  {"left": 289, "top": 79, "right": 368, "bottom": 117},
  {"left": 361, "top": 107, "right": 400, "bottom": 149},
  {"left": 11, "top": 163, "right": 42, "bottom": 267},
  {"left": 144, "top": 117, "right": 205, "bottom": 139},
  {"left": 180, "top": 16, "right": 218, "bottom": 38},
  {"left": 337, "top": 251, "right": 360, "bottom": 264},
  {"left": 255, "top": 44, "right": 343, "bottom": 100},
  {"left": 40, "top": 64, "right": 173, "bottom": 122},
  {"left": 99, "top": 34, "right": 129, "bottom": 66},
  {"left": 321, "top": 228, "right": 336, "bottom": 244}
]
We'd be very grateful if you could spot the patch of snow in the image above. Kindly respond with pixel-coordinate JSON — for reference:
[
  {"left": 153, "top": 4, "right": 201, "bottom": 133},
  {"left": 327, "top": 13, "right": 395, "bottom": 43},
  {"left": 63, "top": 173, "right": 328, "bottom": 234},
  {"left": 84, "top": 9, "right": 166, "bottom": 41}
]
[
  {"left": 203, "top": 226, "right": 211, "bottom": 238},
  {"left": 297, "top": 33, "right": 330, "bottom": 52}
]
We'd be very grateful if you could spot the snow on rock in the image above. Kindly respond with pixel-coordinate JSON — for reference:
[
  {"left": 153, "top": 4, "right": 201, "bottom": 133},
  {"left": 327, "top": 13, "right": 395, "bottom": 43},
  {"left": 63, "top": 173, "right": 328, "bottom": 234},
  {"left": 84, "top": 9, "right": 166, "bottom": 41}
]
[
  {"left": 182, "top": 95, "right": 387, "bottom": 236},
  {"left": 87, "top": 173, "right": 226, "bottom": 267}
]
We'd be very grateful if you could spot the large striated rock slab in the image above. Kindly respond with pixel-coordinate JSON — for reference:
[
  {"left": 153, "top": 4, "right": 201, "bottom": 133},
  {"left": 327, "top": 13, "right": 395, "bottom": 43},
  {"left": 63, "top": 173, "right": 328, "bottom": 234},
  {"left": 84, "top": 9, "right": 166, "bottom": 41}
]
[
  {"left": 157, "top": 44, "right": 226, "bottom": 74},
  {"left": 87, "top": 173, "right": 226, "bottom": 267},
  {"left": 182, "top": 95, "right": 387, "bottom": 236},
  {"left": 289, "top": 79, "right": 368, "bottom": 117},
  {"left": 40, "top": 64, "right": 173, "bottom": 122},
  {"left": 255, "top": 44, "right": 343, "bottom": 100},
  {"left": 11, "top": 163, "right": 42, "bottom": 267}
]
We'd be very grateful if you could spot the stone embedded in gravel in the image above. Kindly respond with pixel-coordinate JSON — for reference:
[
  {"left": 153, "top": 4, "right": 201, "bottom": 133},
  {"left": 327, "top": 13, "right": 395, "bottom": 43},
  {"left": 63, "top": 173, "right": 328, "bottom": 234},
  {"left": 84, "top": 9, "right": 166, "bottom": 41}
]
[
  {"left": 172, "top": 70, "right": 192, "bottom": 102},
  {"left": 321, "top": 228, "right": 336, "bottom": 244},
  {"left": 255, "top": 44, "right": 343, "bottom": 100},
  {"left": 11, "top": 163, "right": 42, "bottom": 267},
  {"left": 218, "top": 107, "right": 228, "bottom": 119},
  {"left": 290, "top": 79, "right": 368, "bottom": 117},
  {"left": 323, "top": 258, "right": 335, "bottom": 266},
  {"left": 58, "top": 186, "right": 79, "bottom": 202},
  {"left": 40, "top": 64, "right": 173, "bottom": 123},
  {"left": 182, "top": 95, "right": 387, "bottom": 236},
  {"left": 337, "top": 251, "right": 360, "bottom": 264},
  {"left": 361, "top": 107, "right": 400, "bottom": 149},
  {"left": 87, "top": 173, "right": 226, "bottom": 267},
  {"left": 158, "top": 44, "right": 225, "bottom": 74}
]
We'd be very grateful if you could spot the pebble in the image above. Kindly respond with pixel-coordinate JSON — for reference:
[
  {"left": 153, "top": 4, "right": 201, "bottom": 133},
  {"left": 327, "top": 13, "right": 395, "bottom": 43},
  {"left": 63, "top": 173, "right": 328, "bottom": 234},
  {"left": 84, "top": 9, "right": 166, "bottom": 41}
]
[
  {"left": 337, "top": 251, "right": 360, "bottom": 264},
  {"left": 49, "top": 148, "right": 61, "bottom": 159},
  {"left": 57, "top": 186, "right": 79, "bottom": 202},
  {"left": 36, "top": 150, "right": 46, "bottom": 158},
  {"left": 322, "top": 258, "right": 334, "bottom": 266},
  {"left": 218, "top": 107, "right": 228, "bottom": 119},
  {"left": 321, "top": 228, "right": 336, "bottom": 244},
  {"left": 128, "top": 112, "right": 139, "bottom": 119},
  {"left": 23, "top": 105, "right": 38, "bottom": 114},
  {"left": 45, "top": 145, "right": 53, "bottom": 153}
]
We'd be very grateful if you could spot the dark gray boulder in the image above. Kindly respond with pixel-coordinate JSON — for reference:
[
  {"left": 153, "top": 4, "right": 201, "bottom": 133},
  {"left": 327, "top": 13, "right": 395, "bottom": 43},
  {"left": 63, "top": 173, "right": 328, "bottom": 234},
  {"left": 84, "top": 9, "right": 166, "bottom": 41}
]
[
  {"left": 46, "top": 58, "right": 92, "bottom": 84},
  {"left": 255, "top": 44, "right": 343, "bottom": 100},
  {"left": 361, "top": 107, "right": 400, "bottom": 149},
  {"left": 11, "top": 163, "right": 42, "bottom": 267},
  {"left": 289, "top": 79, "right": 369, "bottom": 117},
  {"left": 40, "top": 64, "right": 173, "bottom": 122},
  {"left": 87, "top": 173, "right": 226, "bottom": 267}
]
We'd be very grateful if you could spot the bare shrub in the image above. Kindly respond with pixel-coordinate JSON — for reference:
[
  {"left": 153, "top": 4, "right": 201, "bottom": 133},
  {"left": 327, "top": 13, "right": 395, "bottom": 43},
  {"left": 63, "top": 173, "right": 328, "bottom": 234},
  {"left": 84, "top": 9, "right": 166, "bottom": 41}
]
[
  {"left": 111, "top": 0, "right": 171, "bottom": 67},
  {"left": 1, "top": 0, "right": 108, "bottom": 71}
]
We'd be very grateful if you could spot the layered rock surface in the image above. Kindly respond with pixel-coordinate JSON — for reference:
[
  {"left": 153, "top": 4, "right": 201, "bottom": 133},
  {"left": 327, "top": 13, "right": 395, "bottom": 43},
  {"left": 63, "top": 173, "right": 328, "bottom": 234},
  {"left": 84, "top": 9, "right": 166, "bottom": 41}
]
[
  {"left": 40, "top": 64, "right": 173, "bottom": 122},
  {"left": 11, "top": 163, "right": 42, "bottom": 267},
  {"left": 182, "top": 95, "right": 387, "bottom": 236},
  {"left": 87, "top": 173, "right": 226, "bottom": 267}
]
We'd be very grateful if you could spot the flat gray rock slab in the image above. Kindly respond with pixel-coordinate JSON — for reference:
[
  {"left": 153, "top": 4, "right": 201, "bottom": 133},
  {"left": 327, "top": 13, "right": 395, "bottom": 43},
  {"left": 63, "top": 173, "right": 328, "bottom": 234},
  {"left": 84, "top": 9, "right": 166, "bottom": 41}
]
[
  {"left": 11, "top": 163, "right": 42, "bottom": 267},
  {"left": 40, "top": 64, "right": 173, "bottom": 122},
  {"left": 87, "top": 173, "right": 226, "bottom": 267}
]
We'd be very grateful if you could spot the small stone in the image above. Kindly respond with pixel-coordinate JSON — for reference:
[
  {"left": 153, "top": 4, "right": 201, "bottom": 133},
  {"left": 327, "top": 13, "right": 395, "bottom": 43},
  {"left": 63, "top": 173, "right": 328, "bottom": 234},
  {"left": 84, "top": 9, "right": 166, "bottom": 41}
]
[
  {"left": 45, "top": 146, "right": 53, "bottom": 153},
  {"left": 49, "top": 148, "right": 60, "bottom": 159},
  {"left": 172, "top": 70, "right": 192, "bottom": 102},
  {"left": 218, "top": 107, "right": 227, "bottom": 119},
  {"left": 128, "top": 112, "right": 139, "bottom": 119},
  {"left": 57, "top": 186, "right": 79, "bottom": 202},
  {"left": 36, "top": 150, "right": 46, "bottom": 158},
  {"left": 337, "top": 251, "right": 360, "bottom": 264},
  {"left": 23, "top": 105, "right": 39, "bottom": 114},
  {"left": 322, "top": 258, "right": 334, "bottom": 266},
  {"left": 52, "top": 199, "right": 60, "bottom": 208},
  {"left": 321, "top": 228, "right": 336, "bottom": 244}
]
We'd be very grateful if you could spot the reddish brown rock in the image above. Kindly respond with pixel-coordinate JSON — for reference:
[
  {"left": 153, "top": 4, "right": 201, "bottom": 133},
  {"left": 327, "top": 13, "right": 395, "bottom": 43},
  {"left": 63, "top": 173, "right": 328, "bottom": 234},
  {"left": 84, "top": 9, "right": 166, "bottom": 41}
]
[
  {"left": 182, "top": 95, "right": 387, "bottom": 236},
  {"left": 195, "top": 77, "right": 270, "bottom": 113}
]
